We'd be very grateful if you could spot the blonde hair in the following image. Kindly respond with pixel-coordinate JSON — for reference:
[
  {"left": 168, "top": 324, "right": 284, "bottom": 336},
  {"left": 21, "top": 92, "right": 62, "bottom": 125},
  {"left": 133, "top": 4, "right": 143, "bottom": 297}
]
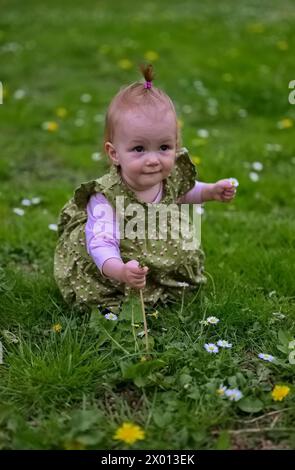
[{"left": 102, "top": 63, "right": 182, "bottom": 156}]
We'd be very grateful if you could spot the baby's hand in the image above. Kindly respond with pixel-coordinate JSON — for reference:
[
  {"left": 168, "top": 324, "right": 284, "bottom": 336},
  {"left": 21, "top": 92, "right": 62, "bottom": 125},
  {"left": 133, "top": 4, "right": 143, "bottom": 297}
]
[
  {"left": 122, "top": 260, "right": 149, "bottom": 289},
  {"left": 212, "top": 179, "right": 237, "bottom": 202}
]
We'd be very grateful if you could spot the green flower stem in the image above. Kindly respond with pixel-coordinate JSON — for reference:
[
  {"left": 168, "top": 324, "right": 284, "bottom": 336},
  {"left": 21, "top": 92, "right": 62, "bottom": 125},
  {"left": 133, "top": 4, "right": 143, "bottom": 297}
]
[{"left": 140, "top": 289, "right": 149, "bottom": 353}]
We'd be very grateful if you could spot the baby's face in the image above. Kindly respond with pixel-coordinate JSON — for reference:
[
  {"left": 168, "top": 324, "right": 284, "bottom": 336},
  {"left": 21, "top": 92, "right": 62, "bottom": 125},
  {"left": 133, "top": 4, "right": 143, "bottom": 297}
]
[{"left": 107, "top": 107, "right": 177, "bottom": 191}]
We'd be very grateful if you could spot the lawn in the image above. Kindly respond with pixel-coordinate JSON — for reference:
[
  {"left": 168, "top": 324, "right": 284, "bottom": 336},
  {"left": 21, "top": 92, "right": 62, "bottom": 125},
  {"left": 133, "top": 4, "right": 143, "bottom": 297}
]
[{"left": 0, "top": 0, "right": 295, "bottom": 450}]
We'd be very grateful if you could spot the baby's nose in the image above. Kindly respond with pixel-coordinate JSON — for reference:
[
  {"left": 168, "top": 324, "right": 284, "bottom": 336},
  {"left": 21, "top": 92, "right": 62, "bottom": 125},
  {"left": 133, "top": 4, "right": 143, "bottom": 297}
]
[{"left": 146, "top": 153, "right": 159, "bottom": 164}]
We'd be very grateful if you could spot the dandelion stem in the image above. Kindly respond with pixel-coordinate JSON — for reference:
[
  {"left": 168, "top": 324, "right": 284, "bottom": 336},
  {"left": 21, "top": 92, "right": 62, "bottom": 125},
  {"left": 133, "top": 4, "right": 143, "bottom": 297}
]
[
  {"left": 131, "top": 303, "right": 139, "bottom": 353},
  {"left": 139, "top": 289, "right": 149, "bottom": 353}
]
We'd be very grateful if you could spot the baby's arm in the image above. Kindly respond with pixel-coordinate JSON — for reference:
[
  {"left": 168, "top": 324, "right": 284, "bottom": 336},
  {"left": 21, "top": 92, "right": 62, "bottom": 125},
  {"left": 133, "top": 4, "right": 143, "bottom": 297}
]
[
  {"left": 177, "top": 180, "right": 236, "bottom": 204},
  {"left": 85, "top": 194, "right": 148, "bottom": 289}
]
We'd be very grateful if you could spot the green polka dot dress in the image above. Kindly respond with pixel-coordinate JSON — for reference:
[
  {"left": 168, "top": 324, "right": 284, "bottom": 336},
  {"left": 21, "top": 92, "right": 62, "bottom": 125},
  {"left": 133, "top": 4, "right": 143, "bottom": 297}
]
[{"left": 54, "top": 148, "right": 206, "bottom": 313}]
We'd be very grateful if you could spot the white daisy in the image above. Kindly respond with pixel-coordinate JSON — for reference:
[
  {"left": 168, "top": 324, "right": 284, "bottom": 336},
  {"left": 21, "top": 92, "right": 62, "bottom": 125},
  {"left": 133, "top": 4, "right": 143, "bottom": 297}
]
[
  {"left": 21, "top": 198, "right": 32, "bottom": 206},
  {"left": 258, "top": 353, "right": 275, "bottom": 362},
  {"left": 13, "top": 208, "right": 25, "bottom": 216},
  {"left": 31, "top": 197, "right": 41, "bottom": 205},
  {"left": 104, "top": 313, "right": 118, "bottom": 321},
  {"left": 74, "top": 118, "right": 85, "bottom": 127},
  {"left": 217, "top": 340, "right": 232, "bottom": 349},
  {"left": 80, "top": 93, "right": 92, "bottom": 103},
  {"left": 252, "top": 161, "right": 263, "bottom": 171},
  {"left": 225, "top": 388, "right": 243, "bottom": 401},
  {"left": 197, "top": 129, "right": 209, "bottom": 138},
  {"left": 48, "top": 224, "right": 58, "bottom": 231},
  {"left": 13, "top": 89, "right": 26, "bottom": 100},
  {"left": 204, "top": 343, "right": 219, "bottom": 353},
  {"left": 91, "top": 152, "right": 101, "bottom": 161},
  {"left": 249, "top": 171, "right": 259, "bottom": 182},
  {"left": 206, "top": 316, "right": 220, "bottom": 325},
  {"left": 228, "top": 177, "right": 239, "bottom": 188}
]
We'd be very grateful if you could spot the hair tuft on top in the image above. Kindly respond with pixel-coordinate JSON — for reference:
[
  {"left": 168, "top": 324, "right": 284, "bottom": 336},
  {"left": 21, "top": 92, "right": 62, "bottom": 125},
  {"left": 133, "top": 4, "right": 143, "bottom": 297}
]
[{"left": 139, "top": 63, "right": 155, "bottom": 85}]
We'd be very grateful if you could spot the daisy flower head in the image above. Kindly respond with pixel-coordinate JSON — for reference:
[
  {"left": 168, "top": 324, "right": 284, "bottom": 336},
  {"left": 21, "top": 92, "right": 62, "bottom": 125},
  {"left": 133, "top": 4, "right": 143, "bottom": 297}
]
[
  {"left": 13, "top": 208, "right": 25, "bottom": 216},
  {"left": 258, "top": 353, "right": 275, "bottom": 362},
  {"left": 21, "top": 198, "right": 32, "bottom": 206},
  {"left": 252, "top": 161, "right": 263, "bottom": 171},
  {"left": 217, "top": 340, "right": 232, "bottom": 349},
  {"left": 31, "top": 197, "right": 41, "bottom": 205},
  {"left": 271, "top": 385, "right": 290, "bottom": 402},
  {"left": 105, "top": 313, "right": 118, "bottom": 321},
  {"left": 249, "top": 171, "right": 259, "bottom": 182},
  {"left": 204, "top": 343, "right": 219, "bottom": 354},
  {"left": 225, "top": 388, "right": 243, "bottom": 401},
  {"left": 228, "top": 177, "right": 239, "bottom": 188},
  {"left": 113, "top": 422, "right": 145, "bottom": 445},
  {"left": 206, "top": 316, "right": 220, "bottom": 325}
]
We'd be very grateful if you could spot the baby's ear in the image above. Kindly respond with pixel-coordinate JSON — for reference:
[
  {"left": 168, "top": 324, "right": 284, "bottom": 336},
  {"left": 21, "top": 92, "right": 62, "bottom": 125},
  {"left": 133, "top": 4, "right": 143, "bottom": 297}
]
[{"left": 105, "top": 142, "right": 120, "bottom": 166}]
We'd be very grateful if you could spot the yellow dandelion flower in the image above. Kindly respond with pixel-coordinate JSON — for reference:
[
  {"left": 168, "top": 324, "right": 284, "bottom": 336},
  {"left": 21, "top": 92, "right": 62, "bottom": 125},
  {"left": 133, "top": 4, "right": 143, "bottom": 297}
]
[
  {"left": 144, "top": 51, "right": 159, "bottom": 62},
  {"left": 246, "top": 23, "right": 265, "bottom": 34},
  {"left": 271, "top": 385, "right": 290, "bottom": 401},
  {"left": 277, "top": 41, "right": 288, "bottom": 51},
  {"left": 147, "top": 310, "right": 159, "bottom": 319},
  {"left": 117, "top": 59, "right": 133, "bottom": 70},
  {"left": 56, "top": 107, "right": 68, "bottom": 118},
  {"left": 42, "top": 121, "right": 59, "bottom": 132},
  {"left": 52, "top": 323, "right": 62, "bottom": 333},
  {"left": 113, "top": 422, "right": 145, "bottom": 445},
  {"left": 191, "top": 155, "right": 202, "bottom": 165},
  {"left": 277, "top": 118, "right": 293, "bottom": 129}
]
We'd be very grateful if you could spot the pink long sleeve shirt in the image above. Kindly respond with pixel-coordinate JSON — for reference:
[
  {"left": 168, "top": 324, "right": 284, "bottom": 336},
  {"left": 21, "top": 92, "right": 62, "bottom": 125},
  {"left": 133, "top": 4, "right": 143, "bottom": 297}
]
[{"left": 85, "top": 181, "right": 205, "bottom": 276}]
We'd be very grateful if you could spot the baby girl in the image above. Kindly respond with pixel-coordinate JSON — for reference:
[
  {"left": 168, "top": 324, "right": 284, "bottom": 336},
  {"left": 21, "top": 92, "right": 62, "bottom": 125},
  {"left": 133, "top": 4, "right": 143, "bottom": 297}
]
[{"left": 54, "top": 64, "right": 236, "bottom": 314}]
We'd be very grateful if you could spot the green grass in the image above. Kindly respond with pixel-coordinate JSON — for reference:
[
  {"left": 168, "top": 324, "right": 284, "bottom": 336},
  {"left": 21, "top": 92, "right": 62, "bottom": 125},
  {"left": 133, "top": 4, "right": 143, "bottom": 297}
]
[{"left": 0, "top": 0, "right": 295, "bottom": 450}]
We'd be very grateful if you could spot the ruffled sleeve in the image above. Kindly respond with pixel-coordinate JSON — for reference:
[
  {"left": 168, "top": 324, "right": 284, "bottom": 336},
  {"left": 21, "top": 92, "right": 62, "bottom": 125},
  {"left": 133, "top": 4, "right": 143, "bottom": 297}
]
[{"left": 167, "top": 147, "right": 198, "bottom": 199}]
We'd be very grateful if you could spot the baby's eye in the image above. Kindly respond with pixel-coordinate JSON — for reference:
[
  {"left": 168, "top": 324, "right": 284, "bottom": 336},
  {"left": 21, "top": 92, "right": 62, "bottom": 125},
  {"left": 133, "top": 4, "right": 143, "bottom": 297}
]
[
  {"left": 160, "top": 145, "right": 170, "bottom": 151},
  {"left": 132, "top": 146, "right": 144, "bottom": 152}
]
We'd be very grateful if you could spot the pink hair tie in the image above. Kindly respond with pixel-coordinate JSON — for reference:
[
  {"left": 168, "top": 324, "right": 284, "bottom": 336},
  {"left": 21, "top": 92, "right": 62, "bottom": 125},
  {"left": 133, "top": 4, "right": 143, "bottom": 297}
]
[{"left": 144, "top": 81, "right": 152, "bottom": 89}]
